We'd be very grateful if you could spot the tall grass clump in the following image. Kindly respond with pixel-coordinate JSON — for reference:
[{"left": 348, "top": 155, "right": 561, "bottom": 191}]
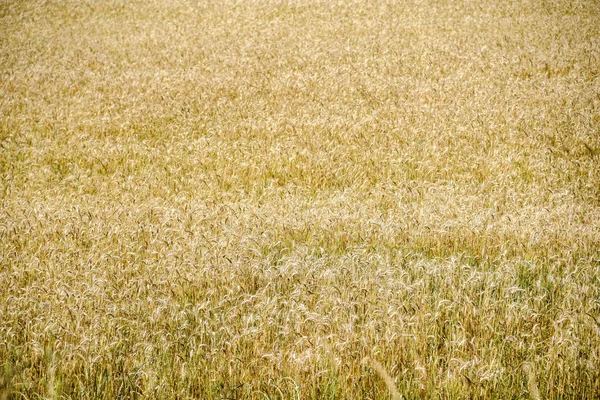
[{"left": 1, "top": 0, "right": 599, "bottom": 398}]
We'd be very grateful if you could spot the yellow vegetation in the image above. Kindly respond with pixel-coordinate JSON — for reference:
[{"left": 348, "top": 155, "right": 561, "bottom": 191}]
[{"left": 1, "top": 0, "right": 599, "bottom": 398}]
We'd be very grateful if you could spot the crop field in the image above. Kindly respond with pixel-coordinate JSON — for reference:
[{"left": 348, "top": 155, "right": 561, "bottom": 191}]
[{"left": 1, "top": 0, "right": 600, "bottom": 398}]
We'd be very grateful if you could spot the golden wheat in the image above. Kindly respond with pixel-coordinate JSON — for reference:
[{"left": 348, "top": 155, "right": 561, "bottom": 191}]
[{"left": 1, "top": 0, "right": 599, "bottom": 398}]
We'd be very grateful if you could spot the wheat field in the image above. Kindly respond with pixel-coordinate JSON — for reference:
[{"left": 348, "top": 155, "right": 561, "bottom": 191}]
[{"left": 1, "top": 0, "right": 599, "bottom": 398}]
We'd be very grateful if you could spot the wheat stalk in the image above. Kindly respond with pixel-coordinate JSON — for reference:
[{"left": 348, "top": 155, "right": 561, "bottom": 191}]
[{"left": 368, "top": 358, "right": 403, "bottom": 400}]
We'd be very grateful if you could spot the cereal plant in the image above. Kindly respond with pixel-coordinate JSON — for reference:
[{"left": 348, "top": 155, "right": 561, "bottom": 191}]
[{"left": 1, "top": 0, "right": 599, "bottom": 398}]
